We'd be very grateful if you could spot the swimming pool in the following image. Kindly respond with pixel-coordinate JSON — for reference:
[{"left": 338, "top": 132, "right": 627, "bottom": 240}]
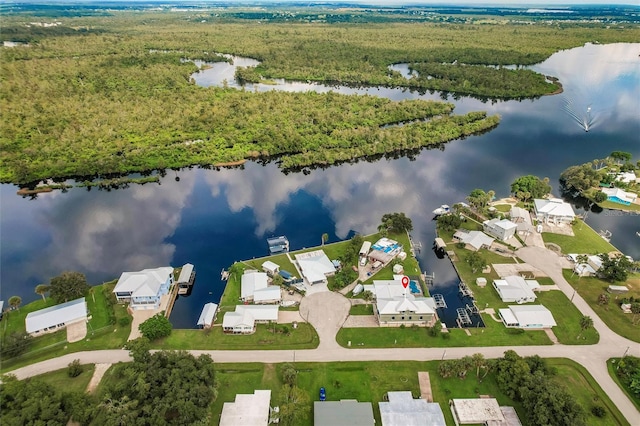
[{"left": 607, "top": 196, "right": 631, "bottom": 205}]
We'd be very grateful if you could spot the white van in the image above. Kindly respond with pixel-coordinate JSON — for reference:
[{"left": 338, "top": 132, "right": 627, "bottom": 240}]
[{"left": 360, "top": 257, "right": 367, "bottom": 267}]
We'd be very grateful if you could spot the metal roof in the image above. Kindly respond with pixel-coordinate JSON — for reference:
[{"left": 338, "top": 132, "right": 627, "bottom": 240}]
[
  {"left": 177, "top": 263, "right": 194, "bottom": 283},
  {"left": 220, "top": 390, "right": 271, "bottom": 426},
  {"left": 379, "top": 391, "right": 446, "bottom": 426},
  {"left": 314, "top": 400, "right": 375, "bottom": 426},
  {"left": 197, "top": 303, "right": 218, "bottom": 327},
  {"left": 25, "top": 298, "right": 87, "bottom": 333}
]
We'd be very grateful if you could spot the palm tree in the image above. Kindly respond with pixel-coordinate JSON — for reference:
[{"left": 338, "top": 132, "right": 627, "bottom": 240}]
[
  {"left": 572, "top": 254, "right": 589, "bottom": 278},
  {"left": 8, "top": 296, "right": 22, "bottom": 312},
  {"left": 471, "top": 353, "right": 486, "bottom": 380},
  {"left": 577, "top": 315, "right": 593, "bottom": 339},
  {"left": 321, "top": 233, "right": 329, "bottom": 246},
  {"left": 35, "top": 284, "right": 50, "bottom": 302}
]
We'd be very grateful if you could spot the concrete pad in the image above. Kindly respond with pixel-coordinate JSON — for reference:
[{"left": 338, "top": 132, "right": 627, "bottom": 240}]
[
  {"left": 66, "top": 319, "right": 87, "bottom": 343},
  {"left": 343, "top": 315, "right": 379, "bottom": 328},
  {"left": 418, "top": 372, "right": 433, "bottom": 402},
  {"left": 492, "top": 263, "right": 547, "bottom": 278},
  {"left": 86, "top": 363, "right": 112, "bottom": 394},
  {"left": 128, "top": 308, "right": 160, "bottom": 341},
  {"left": 278, "top": 310, "right": 305, "bottom": 324},
  {"left": 299, "top": 291, "right": 350, "bottom": 349}
]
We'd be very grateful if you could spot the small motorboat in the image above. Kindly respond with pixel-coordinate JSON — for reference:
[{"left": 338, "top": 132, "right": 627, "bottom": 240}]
[{"left": 432, "top": 205, "right": 450, "bottom": 216}]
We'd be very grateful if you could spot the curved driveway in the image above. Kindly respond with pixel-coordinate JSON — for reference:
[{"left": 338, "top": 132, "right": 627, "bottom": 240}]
[{"left": 7, "top": 246, "right": 640, "bottom": 423}]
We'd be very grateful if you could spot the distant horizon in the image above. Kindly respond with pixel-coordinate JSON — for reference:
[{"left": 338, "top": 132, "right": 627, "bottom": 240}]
[{"left": 2, "top": 0, "right": 638, "bottom": 6}]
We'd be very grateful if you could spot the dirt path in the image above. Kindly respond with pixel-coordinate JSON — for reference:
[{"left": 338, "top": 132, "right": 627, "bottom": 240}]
[{"left": 86, "top": 363, "right": 112, "bottom": 394}]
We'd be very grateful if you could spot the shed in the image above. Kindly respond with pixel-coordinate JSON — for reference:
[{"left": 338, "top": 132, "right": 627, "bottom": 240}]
[
  {"left": 607, "top": 285, "right": 629, "bottom": 294},
  {"left": 262, "top": 261, "right": 280, "bottom": 276},
  {"left": 197, "top": 302, "right": 218, "bottom": 328},
  {"left": 314, "top": 400, "right": 375, "bottom": 426},
  {"left": 25, "top": 298, "right": 88, "bottom": 335},
  {"left": 476, "top": 277, "right": 487, "bottom": 288},
  {"left": 392, "top": 264, "right": 404, "bottom": 274},
  {"left": 353, "top": 284, "right": 364, "bottom": 295}
]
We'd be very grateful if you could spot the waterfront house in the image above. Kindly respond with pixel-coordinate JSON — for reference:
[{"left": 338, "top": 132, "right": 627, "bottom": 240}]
[
  {"left": 498, "top": 305, "right": 556, "bottom": 329},
  {"left": 492, "top": 275, "right": 538, "bottom": 304},
  {"left": 568, "top": 254, "right": 603, "bottom": 277},
  {"left": 379, "top": 391, "right": 446, "bottom": 426},
  {"left": 452, "top": 230, "right": 494, "bottom": 251},
  {"left": 615, "top": 171, "right": 639, "bottom": 184},
  {"left": 25, "top": 297, "right": 88, "bottom": 336},
  {"left": 196, "top": 302, "right": 218, "bottom": 329},
  {"left": 509, "top": 206, "right": 535, "bottom": 235},
  {"left": 241, "top": 270, "right": 282, "bottom": 304},
  {"left": 482, "top": 218, "right": 518, "bottom": 241},
  {"left": 601, "top": 187, "right": 637, "bottom": 206},
  {"left": 369, "top": 280, "right": 437, "bottom": 327},
  {"left": 113, "top": 266, "right": 174, "bottom": 310},
  {"left": 222, "top": 305, "right": 279, "bottom": 334},
  {"left": 533, "top": 198, "right": 575, "bottom": 224},
  {"left": 220, "top": 390, "right": 272, "bottom": 426},
  {"left": 315, "top": 400, "right": 375, "bottom": 426},
  {"left": 295, "top": 250, "right": 336, "bottom": 285}
]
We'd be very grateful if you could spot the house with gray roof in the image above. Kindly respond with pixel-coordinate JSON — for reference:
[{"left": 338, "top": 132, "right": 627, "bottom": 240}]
[
  {"left": 453, "top": 230, "right": 494, "bottom": 251},
  {"left": 379, "top": 391, "right": 446, "bottom": 426},
  {"left": 241, "top": 270, "right": 281, "bottom": 304},
  {"left": 113, "top": 266, "right": 174, "bottom": 310},
  {"left": 492, "top": 275, "right": 538, "bottom": 304},
  {"left": 483, "top": 218, "right": 518, "bottom": 241},
  {"left": 314, "top": 400, "right": 375, "bottom": 426},
  {"left": 533, "top": 198, "right": 575, "bottom": 224},
  {"left": 220, "top": 390, "right": 272, "bottom": 426},
  {"left": 499, "top": 305, "right": 556, "bottom": 329}
]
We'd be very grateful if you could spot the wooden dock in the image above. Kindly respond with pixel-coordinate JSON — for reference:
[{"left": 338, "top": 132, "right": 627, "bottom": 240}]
[
  {"left": 164, "top": 282, "right": 180, "bottom": 318},
  {"left": 456, "top": 308, "right": 472, "bottom": 327},
  {"left": 458, "top": 281, "right": 473, "bottom": 298}
]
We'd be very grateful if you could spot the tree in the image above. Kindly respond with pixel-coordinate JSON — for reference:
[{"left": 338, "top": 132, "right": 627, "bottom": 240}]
[
  {"left": 466, "top": 188, "right": 492, "bottom": 211},
  {"left": 124, "top": 337, "right": 151, "bottom": 363},
  {"left": 67, "top": 359, "right": 84, "bottom": 378},
  {"left": 559, "top": 162, "right": 602, "bottom": 192},
  {"left": 138, "top": 313, "right": 172, "bottom": 341},
  {"left": 0, "top": 375, "right": 75, "bottom": 425},
  {"left": 594, "top": 191, "right": 607, "bottom": 203},
  {"left": 610, "top": 151, "right": 632, "bottom": 165},
  {"left": 436, "top": 214, "right": 462, "bottom": 232},
  {"left": 35, "top": 284, "right": 50, "bottom": 302},
  {"left": 98, "top": 350, "right": 216, "bottom": 425},
  {"left": 577, "top": 315, "right": 593, "bottom": 339},
  {"left": 510, "top": 175, "right": 551, "bottom": 201},
  {"left": 321, "top": 233, "right": 328, "bottom": 246},
  {"left": 49, "top": 271, "right": 90, "bottom": 303},
  {"left": 380, "top": 212, "right": 413, "bottom": 234},
  {"left": 281, "top": 363, "right": 298, "bottom": 386},
  {"left": 598, "top": 254, "right": 632, "bottom": 282},
  {"left": 0, "top": 332, "right": 32, "bottom": 358},
  {"left": 280, "top": 385, "right": 309, "bottom": 426},
  {"left": 8, "top": 296, "right": 21, "bottom": 311},
  {"left": 597, "top": 293, "right": 610, "bottom": 305},
  {"left": 362, "top": 290, "right": 374, "bottom": 302},
  {"left": 465, "top": 251, "right": 487, "bottom": 274},
  {"left": 630, "top": 303, "right": 640, "bottom": 325}
]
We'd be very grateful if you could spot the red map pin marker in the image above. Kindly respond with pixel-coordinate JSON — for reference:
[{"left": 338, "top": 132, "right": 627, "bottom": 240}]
[{"left": 401, "top": 276, "right": 409, "bottom": 289}]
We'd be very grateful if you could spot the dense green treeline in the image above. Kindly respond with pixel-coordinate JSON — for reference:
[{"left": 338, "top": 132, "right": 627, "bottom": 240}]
[{"left": 1, "top": 13, "right": 637, "bottom": 183}]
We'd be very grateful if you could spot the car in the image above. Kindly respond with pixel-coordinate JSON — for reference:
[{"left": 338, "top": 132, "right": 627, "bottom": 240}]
[{"left": 319, "top": 387, "right": 326, "bottom": 401}]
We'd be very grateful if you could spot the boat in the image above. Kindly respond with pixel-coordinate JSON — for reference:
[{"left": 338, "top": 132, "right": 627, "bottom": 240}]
[
  {"left": 432, "top": 205, "right": 450, "bottom": 216},
  {"left": 636, "top": 231, "right": 640, "bottom": 237}
]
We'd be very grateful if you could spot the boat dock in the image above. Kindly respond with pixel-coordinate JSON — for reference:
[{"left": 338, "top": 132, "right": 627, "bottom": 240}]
[
  {"left": 434, "top": 237, "right": 447, "bottom": 251},
  {"left": 456, "top": 308, "right": 472, "bottom": 327},
  {"left": 433, "top": 294, "right": 447, "bottom": 309},
  {"left": 458, "top": 281, "right": 473, "bottom": 298},
  {"left": 177, "top": 263, "right": 196, "bottom": 295},
  {"left": 221, "top": 269, "right": 229, "bottom": 281}
]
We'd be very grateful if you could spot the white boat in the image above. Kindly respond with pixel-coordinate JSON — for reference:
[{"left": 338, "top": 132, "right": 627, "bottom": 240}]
[{"left": 432, "top": 205, "right": 450, "bottom": 216}]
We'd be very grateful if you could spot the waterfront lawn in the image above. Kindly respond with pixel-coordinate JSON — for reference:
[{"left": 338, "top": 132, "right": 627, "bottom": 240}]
[
  {"left": 337, "top": 317, "right": 551, "bottom": 348},
  {"left": 535, "top": 291, "right": 599, "bottom": 345},
  {"left": 607, "top": 358, "right": 640, "bottom": 412},
  {"left": 493, "top": 204, "right": 513, "bottom": 213},
  {"left": 598, "top": 200, "right": 640, "bottom": 212},
  {"left": 550, "top": 358, "right": 630, "bottom": 426},
  {"left": 155, "top": 322, "right": 319, "bottom": 350},
  {"left": 542, "top": 220, "right": 616, "bottom": 255},
  {"left": 349, "top": 304, "right": 374, "bottom": 315},
  {"left": 219, "top": 263, "right": 247, "bottom": 308},
  {"left": 563, "top": 270, "right": 640, "bottom": 343},
  {"left": 34, "top": 364, "right": 96, "bottom": 394},
  {"left": 243, "top": 253, "right": 298, "bottom": 278}
]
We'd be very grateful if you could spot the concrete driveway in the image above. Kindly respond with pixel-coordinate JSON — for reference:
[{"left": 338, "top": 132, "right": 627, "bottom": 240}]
[
  {"left": 299, "top": 291, "right": 350, "bottom": 349},
  {"left": 66, "top": 320, "right": 87, "bottom": 343}
]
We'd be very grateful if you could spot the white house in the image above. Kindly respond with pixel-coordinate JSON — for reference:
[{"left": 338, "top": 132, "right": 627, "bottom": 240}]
[
  {"left": 499, "top": 305, "right": 557, "bottom": 329},
  {"left": 533, "top": 198, "right": 575, "bottom": 224},
  {"left": 569, "top": 254, "right": 603, "bottom": 277},
  {"left": 492, "top": 276, "right": 538, "bottom": 303},
  {"left": 453, "top": 230, "right": 495, "bottom": 251},
  {"left": 220, "top": 390, "right": 271, "bottom": 426},
  {"left": 601, "top": 187, "right": 637, "bottom": 205},
  {"left": 294, "top": 250, "right": 336, "bottom": 285},
  {"left": 113, "top": 267, "right": 174, "bottom": 310},
  {"left": 616, "top": 171, "right": 639, "bottom": 184},
  {"left": 483, "top": 218, "right": 518, "bottom": 241},
  {"left": 196, "top": 302, "right": 218, "bottom": 329},
  {"left": 222, "top": 305, "right": 279, "bottom": 334},
  {"left": 450, "top": 398, "right": 521, "bottom": 425},
  {"left": 25, "top": 297, "right": 88, "bottom": 336},
  {"left": 379, "top": 391, "right": 446, "bottom": 426},
  {"left": 510, "top": 206, "right": 535, "bottom": 235},
  {"left": 261, "top": 261, "right": 279, "bottom": 276},
  {"left": 241, "top": 270, "right": 281, "bottom": 304}
]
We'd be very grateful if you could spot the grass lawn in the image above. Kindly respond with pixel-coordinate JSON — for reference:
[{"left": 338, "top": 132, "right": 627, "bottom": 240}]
[
  {"left": 542, "top": 220, "right": 617, "bottom": 255},
  {"left": 549, "top": 358, "right": 630, "bottom": 426},
  {"left": 493, "top": 204, "right": 512, "bottom": 213},
  {"left": 535, "top": 291, "right": 599, "bottom": 344},
  {"left": 33, "top": 364, "right": 96, "bottom": 394},
  {"left": 243, "top": 253, "right": 298, "bottom": 278},
  {"left": 607, "top": 358, "right": 640, "bottom": 412},
  {"left": 336, "top": 317, "right": 551, "bottom": 348},
  {"left": 563, "top": 270, "right": 640, "bottom": 343},
  {"left": 208, "top": 358, "right": 622, "bottom": 426},
  {"left": 349, "top": 304, "right": 374, "bottom": 315},
  {"left": 155, "top": 322, "right": 319, "bottom": 350},
  {"left": 598, "top": 200, "right": 640, "bottom": 212}
]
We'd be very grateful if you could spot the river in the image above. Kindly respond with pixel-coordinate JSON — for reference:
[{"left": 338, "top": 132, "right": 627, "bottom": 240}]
[{"left": 1, "top": 43, "right": 638, "bottom": 328}]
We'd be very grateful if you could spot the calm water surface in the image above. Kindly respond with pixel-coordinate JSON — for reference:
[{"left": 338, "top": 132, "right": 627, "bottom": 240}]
[{"left": 1, "top": 43, "right": 638, "bottom": 328}]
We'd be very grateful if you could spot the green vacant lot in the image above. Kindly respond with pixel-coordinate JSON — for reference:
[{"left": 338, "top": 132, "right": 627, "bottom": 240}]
[
  {"left": 564, "top": 270, "right": 640, "bottom": 343},
  {"left": 34, "top": 364, "right": 96, "bottom": 395},
  {"left": 542, "top": 220, "right": 617, "bottom": 255}
]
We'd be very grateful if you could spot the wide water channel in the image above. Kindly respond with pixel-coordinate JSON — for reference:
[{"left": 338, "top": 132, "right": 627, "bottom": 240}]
[{"left": 1, "top": 43, "right": 638, "bottom": 328}]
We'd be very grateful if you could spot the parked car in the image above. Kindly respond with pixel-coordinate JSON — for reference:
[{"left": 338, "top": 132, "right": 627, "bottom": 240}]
[{"left": 319, "top": 387, "right": 326, "bottom": 401}]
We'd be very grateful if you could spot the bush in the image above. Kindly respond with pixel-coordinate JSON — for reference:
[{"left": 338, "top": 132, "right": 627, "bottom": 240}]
[
  {"left": 67, "top": 359, "right": 83, "bottom": 378},
  {"left": 118, "top": 316, "right": 131, "bottom": 327},
  {"left": 591, "top": 405, "right": 606, "bottom": 418},
  {"left": 139, "top": 312, "right": 172, "bottom": 341}
]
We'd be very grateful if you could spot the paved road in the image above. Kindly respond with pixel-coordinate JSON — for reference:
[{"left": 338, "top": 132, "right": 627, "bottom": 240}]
[{"left": 7, "top": 245, "right": 640, "bottom": 423}]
